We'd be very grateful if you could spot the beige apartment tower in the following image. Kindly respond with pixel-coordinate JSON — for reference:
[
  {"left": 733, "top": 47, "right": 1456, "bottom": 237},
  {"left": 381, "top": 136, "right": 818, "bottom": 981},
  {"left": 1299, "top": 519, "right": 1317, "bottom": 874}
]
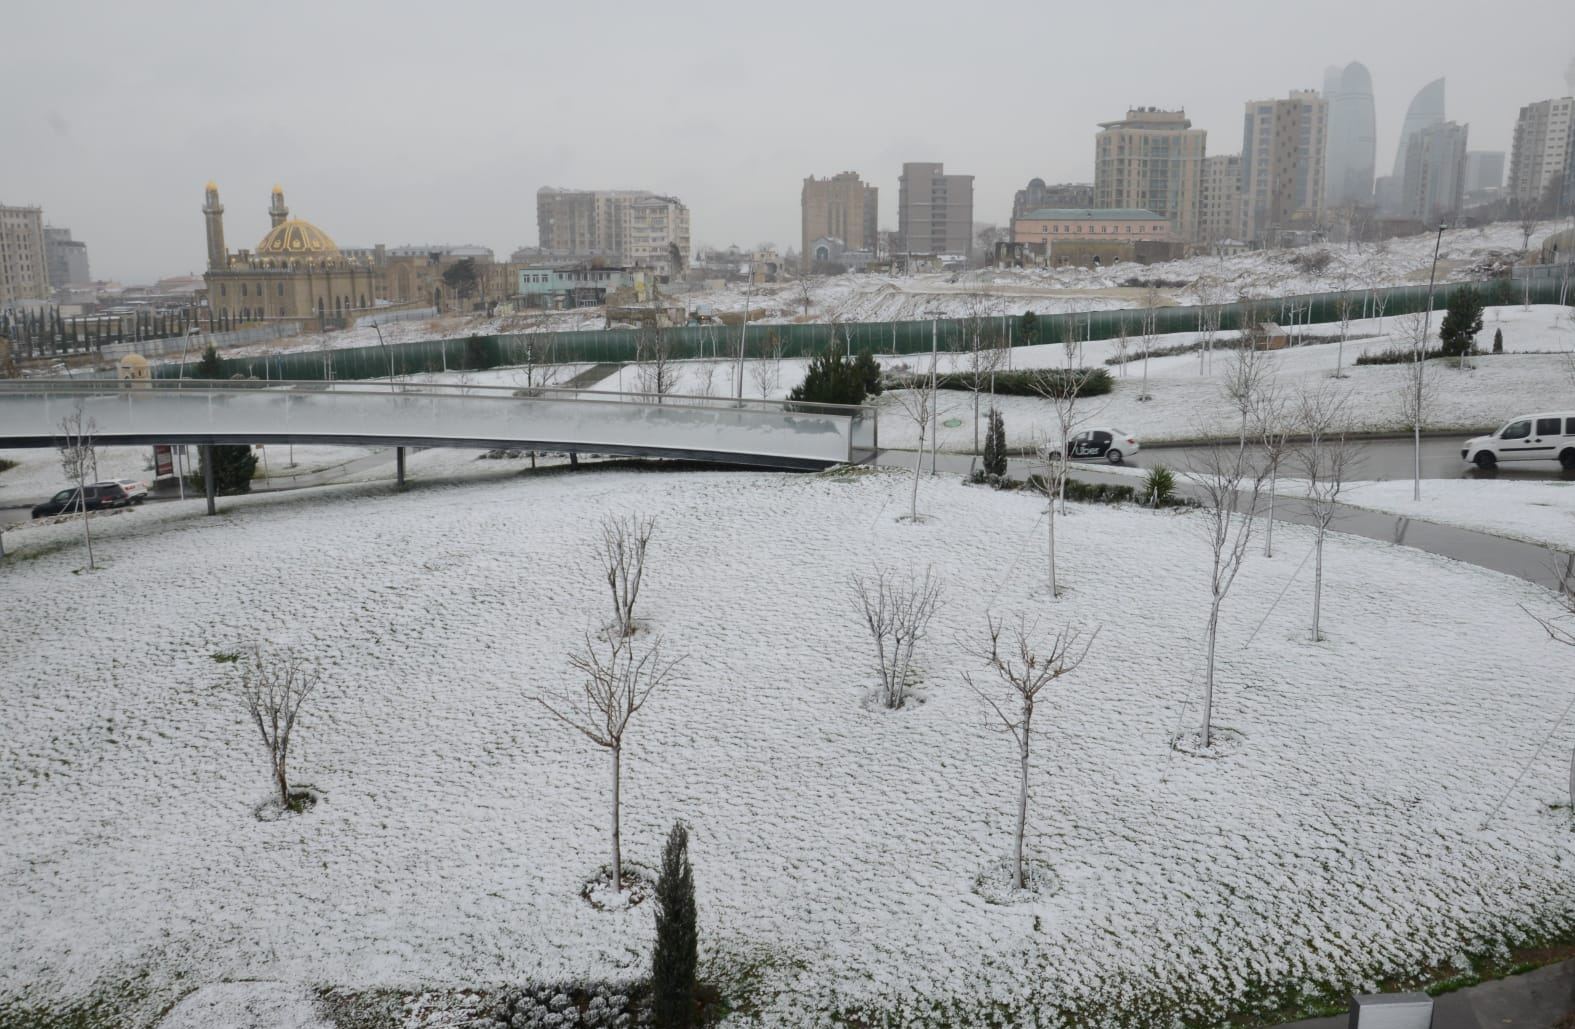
[
  {"left": 536, "top": 187, "right": 691, "bottom": 275},
  {"left": 1, "top": 204, "right": 49, "bottom": 306},
  {"left": 1093, "top": 108, "right": 1206, "bottom": 241},
  {"left": 897, "top": 162, "right": 973, "bottom": 258},
  {"left": 1508, "top": 97, "right": 1575, "bottom": 209},
  {"left": 801, "top": 172, "right": 878, "bottom": 271},
  {"left": 1198, "top": 154, "right": 1244, "bottom": 242},
  {"left": 1241, "top": 91, "right": 1329, "bottom": 241}
]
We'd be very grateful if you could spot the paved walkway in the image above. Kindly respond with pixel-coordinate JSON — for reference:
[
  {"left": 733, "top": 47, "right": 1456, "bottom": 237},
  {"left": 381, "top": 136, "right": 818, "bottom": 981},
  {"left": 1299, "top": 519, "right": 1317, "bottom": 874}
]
[
  {"left": 1280, "top": 958, "right": 1575, "bottom": 1027},
  {"left": 872, "top": 449, "right": 1571, "bottom": 592}
]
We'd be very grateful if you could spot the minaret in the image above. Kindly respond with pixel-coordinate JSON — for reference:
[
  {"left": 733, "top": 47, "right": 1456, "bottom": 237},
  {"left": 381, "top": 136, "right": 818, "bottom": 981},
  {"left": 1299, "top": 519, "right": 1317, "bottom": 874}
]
[
  {"left": 269, "top": 184, "right": 289, "bottom": 228},
  {"left": 202, "top": 181, "right": 226, "bottom": 271}
]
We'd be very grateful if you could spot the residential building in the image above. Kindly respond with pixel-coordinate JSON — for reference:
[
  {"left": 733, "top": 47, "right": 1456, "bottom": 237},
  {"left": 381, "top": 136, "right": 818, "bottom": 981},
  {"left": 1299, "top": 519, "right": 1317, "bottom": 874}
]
[
  {"left": 1010, "top": 179, "right": 1094, "bottom": 222},
  {"left": 1322, "top": 62, "right": 1377, "bottom": 208},
  {"left": 1386, "top": 78, "right": 1446, "bottom": 213},
  {"left": 516, "top": 264, "right": 650, "bottom": 309},
  {"left": 801, "top": 172, "right": 878, "bottom": 272},
  {"left": 1011, "top": 208, "right": 1171, "bottom": 247},
  {"left": 897, "top": 162, "right": 974, "bottom": 258},
  {"left": 1093, "top": 108, "right": 1206, "bottom": 241},
  {"left": 1241, "top": 91, "right": 1329, "bottom": 241},
  {"left": 43, "top": 225, "right": 91, "bottom": 288},
  {"left": 1198, "top": 154, "right": 1244, "bottom": 242},
  {"left": 1463, "top": 151, "right": 1506, "bottom": 194},
  {"left": 1, "top": 203, "right": 48, "bottom": 307},
  {"left": 535, "top": 187, "right": 690, "bottom": 275},
  {"left": 1399, "top": 121, "right": 1468, "bottom": 224},
  {"left": 1507, "top": 97, "right": 1575, "bottom": 212}
]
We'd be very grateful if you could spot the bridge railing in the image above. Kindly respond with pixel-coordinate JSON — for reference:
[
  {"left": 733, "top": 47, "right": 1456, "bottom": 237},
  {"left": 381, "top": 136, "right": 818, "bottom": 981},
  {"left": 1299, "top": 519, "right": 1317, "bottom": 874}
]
[{"left": 0, "top": 379, "right": 879, "bottom": 469}]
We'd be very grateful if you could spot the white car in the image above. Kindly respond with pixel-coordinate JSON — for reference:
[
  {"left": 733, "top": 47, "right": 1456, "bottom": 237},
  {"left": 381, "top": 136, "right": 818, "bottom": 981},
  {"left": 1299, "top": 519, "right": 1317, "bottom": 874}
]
[
  {"left": 1461, "top": 412, "right": 1575, "bottom": 470},
  {"left": 1046, "top": 427, "right": 1141, "bottom": 465}
]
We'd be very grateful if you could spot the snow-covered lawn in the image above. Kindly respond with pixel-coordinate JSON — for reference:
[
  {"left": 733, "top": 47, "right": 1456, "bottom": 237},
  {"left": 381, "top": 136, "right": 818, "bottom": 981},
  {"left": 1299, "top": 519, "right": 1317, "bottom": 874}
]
[
  {"left": 3, "top": 468, "right": 1574, "bottom": 1028},
  {"left": 873, "top": 304, "right": 1575, "bottom": 450}
]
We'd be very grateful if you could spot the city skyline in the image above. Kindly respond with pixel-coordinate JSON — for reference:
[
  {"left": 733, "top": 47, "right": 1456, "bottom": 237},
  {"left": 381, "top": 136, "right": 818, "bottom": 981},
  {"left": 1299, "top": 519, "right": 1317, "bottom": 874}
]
[{"left": 2, "top": 0, "right": 1571, "bottom": 283}]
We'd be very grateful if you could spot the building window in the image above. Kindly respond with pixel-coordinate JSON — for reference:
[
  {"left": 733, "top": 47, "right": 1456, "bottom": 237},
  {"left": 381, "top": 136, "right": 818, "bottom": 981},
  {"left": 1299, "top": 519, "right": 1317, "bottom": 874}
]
[{"left": 278, "top": 283, "right": 284, "bottom": 296}]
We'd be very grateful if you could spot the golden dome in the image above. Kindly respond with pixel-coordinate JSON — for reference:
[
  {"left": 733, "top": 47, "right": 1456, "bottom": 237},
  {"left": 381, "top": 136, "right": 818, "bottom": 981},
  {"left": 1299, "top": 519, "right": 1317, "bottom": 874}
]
[
  {"left": 256, "top": 219, "right": 339, "bottom": 258},
  {"left": 271, "top": 183, "right": 283, "bottom": 195},
  {"left": 205, "top": 180, "right": 218, "bottom": 191}
]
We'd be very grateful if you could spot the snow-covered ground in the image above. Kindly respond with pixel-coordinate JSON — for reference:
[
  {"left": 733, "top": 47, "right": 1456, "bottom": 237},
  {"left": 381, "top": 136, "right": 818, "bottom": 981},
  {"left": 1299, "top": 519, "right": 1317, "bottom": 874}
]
[
  {"left": 870, "top": 303, "right": 1575, "bottom": 449},
  {"left": 4, "top": 468, "right": 1574, "bottom": 1028},
  {"left": 1334, "top": 479, "right": 1575, "bottom": 552}
]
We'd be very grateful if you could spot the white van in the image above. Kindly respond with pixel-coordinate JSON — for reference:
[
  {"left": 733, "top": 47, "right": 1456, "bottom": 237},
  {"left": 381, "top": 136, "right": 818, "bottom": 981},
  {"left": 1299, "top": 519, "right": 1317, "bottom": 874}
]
[{"left": 1461, "top": 413, "right": 1575, "bottom": 469}]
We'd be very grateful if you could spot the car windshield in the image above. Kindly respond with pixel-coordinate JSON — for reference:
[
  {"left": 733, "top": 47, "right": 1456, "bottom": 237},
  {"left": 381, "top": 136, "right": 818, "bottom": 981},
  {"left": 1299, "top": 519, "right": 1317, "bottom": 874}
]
[{"left": 1500, "top": 420, "right": 1531, "bottom": 440}]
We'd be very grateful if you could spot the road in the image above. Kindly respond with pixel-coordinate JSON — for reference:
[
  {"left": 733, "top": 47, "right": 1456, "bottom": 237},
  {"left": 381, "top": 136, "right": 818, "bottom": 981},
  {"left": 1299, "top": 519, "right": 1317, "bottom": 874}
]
[{"left": 1131, "top": 434, "right": 1575, "bottom": 483}]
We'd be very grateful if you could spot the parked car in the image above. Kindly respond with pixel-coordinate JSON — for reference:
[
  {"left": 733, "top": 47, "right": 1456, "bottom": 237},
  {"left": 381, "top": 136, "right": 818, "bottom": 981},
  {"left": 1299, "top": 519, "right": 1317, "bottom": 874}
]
[
  {"left": 30, "top": 482, "right": 132, "bottom": 518},
  {"left": 1461, "top": 412, "right": 1575, "bottom": 469},
  {"left": 1046, "top": 427, "right": 1142, "bottom": 465},
  {"left": 108, "top": 478, "right": 149, "bottom": 504}
]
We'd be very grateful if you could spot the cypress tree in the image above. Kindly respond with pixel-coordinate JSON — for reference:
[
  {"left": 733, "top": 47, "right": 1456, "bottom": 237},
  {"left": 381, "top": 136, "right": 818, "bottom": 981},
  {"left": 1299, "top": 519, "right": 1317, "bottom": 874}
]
[
  {"left": 1438, "top": 286, "right": 1484, "bottom": 357},
  {"left": 1492, "top": 327, "right": 1503, "bottom": 353},
  {"left": 983, "top": 407, "right": 1007, "bottom": 477},
  {"left": 651, "top": 821, "right": 698, "bottom": 1029},
  {"left": 1020, "top": 310, "right": 1039, "bottom": 345},
  {"left": 195, "top": 343, "right": 223, "bottom": 379}
]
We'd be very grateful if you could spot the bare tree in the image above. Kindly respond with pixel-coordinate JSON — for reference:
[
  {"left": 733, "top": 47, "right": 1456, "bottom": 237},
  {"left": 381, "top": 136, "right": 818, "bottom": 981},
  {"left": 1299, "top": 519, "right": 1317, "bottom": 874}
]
[
  {"left": 635, "top": 326, "right": 679, "bottom": 401},
  {"left": 600, "top": 513, "right": 655, "bottom": 639},
  {"left": 1111, "top": 316, "right": 1130, "bottom": 377},
  {"left": 538, "top": 632, "right": 682, "bottom": 892},
  {"left": 693, "top": 359, "right": 720, "bottom": 397},
  {"left": 513, "top": 334, "right": 562, "bottom": 468},
  {"left": 236, "top": 643, "right": 321, "bottom": 809},
  {"left": 1138, "top": 285, "right": 1160, "bottom": 400},
  {"left": 1185, "top": 433, "right": 1272, "bottom": 750},
  {"left": 1256, "top": 388, "right": 1291, "bottom": 558},
  {"left": 1220, "top": 335, "right": 1271, "bottom": 446},
  {"left": 795, "top": 277, "right": 815, "bottom": 320},
  {"left": 1331, "top": 268, "right": 1358, "bottom": 377},
  {"left": 1520, "top": 212, "right": 1540, "bottom": 252},
  {"left": 888, "top": 385, "right": 932, "bottom": 521},
  {"left": 850, "top": 565, "right": 944, "bottom": 710},
  {"left": 957, "top": 299, "right": 1005, "bottom": 453},
  {"left": 1295, "top": 387, "right": 1356, "bottom": 642},
  {"left": 748, "top": 330, "right": 785, "bottom": 398},
  {"left": 1194, "top": 276, "right": 1225, "bottom": 376},
  {"left": 1395, "top": 310, "right": 1438, "bottom": 502},
  {"left": 963, "top": 616, "right": 1098, "bottom": 890},
  {"left": 56, "top": 403, "right": 99, "bottom": 570},
  {"left": 1362, "top": 258, "right": 1391, "bottom": 336},
  {"left": 1032, "top": 331, "right": 1101, "bottom": 598}
]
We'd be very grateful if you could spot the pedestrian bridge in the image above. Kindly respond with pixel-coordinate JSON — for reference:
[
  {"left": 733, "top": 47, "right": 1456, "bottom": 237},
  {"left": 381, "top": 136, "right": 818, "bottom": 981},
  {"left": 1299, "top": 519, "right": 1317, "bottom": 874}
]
[{"left": 0, "top": 380, "right": 879, "bottom": 471}]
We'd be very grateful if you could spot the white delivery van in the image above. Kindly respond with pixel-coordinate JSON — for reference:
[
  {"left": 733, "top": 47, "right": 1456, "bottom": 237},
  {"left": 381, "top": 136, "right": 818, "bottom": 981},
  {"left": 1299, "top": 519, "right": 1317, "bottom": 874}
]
[{"left": 1461, "top": 413, "right": 1575, "bottom": 469}]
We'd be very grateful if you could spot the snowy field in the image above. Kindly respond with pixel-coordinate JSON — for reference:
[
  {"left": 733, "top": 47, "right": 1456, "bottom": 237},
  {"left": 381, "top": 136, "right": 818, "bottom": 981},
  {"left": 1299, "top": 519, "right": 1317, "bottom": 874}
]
[
  {"left": 4, "top": 468, "right": 1575, "bottom": 1028},
  {"left": 1334, "top": 479, "right": 1575, "bottom": 552},
  {"left": 869, "top": 303, "right": 1575, "bottom": 450}
]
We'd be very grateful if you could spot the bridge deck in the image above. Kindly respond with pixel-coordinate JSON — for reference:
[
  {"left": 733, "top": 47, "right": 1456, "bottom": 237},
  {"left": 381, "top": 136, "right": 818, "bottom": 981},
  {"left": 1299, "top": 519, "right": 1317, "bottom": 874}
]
[{"left": 0, "top": 380, "right": 879, "bottom": 471}]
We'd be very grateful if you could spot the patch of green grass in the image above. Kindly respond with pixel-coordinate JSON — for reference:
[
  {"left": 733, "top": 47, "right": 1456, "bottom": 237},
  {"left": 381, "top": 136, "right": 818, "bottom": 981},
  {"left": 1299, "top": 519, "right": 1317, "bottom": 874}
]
[
  {"left": 210, "top": 651, "right": 241, "bottom": 664},
  {"left": 0, "top": 458, "right": 18, "bottom": 475}
]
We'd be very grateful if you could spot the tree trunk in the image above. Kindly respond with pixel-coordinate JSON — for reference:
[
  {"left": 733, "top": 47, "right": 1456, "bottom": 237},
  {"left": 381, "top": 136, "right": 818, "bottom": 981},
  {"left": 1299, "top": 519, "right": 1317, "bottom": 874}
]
[
  {"left": 1047, "top": 490, "right": 1058, "bottom": 598},
  {"left": 80, "top": 486, "right": 94, "bottom": 571},
  {"left": 1412, "top": 419, "right": 1422, "bottom": 503},
  {"left": 910, "top": 427, "right": 923, "bottom": 521},
  {"left": 1264, "top": 469, "right": 1277, "bottom": 557},
  {"left": 1312, "top": 531, "right": 1325, "bottom": 642},
  {"left": 274, "top": 751, "right": 290, "bottom": 807},
  {"left": 611, "top": 744, "right": 623, "bottom": 891},
  {"left": 1200, "top": 600, "right": 1221, "bottom": 749},
  {"left": 1014, "top": 722, "right": 1030, "bottom": 891}
]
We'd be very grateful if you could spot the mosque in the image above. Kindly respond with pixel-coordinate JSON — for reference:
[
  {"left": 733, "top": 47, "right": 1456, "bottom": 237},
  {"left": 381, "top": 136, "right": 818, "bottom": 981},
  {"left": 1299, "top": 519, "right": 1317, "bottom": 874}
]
[{"left": 199, "top": 183, "right": 421, "bottom": 328}]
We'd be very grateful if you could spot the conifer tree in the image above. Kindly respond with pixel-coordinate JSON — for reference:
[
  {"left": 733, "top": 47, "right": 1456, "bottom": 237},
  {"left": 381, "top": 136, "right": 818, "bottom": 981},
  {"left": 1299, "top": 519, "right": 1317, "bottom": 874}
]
[
  {"left": 983, "top": 407, "right": 1007, "bottom": 477},
  {"left": 1492, "top": 327, "right": 1503, "bottom": 353},
  {"left": 195, "top": 343, "right": 223, "bottom": 379},
  {"left": 1438, "top": 286, "right": 1484, "bottom": 357},
  {"left": 651, "top": 821, "right": 698, "bottom": 1029}
]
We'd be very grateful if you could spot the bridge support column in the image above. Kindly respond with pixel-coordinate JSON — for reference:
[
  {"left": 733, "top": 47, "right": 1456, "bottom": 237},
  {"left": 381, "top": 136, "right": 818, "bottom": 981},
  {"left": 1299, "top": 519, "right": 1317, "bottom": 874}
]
[
  {"left": 396, "top": 446, "right": 407, "bottom": 490},
  {"left": 200, "top": 445, "right": 216, "bottom": 516},
  {"left": 569, "top": 451, "right": 579, "bottom": 470}
]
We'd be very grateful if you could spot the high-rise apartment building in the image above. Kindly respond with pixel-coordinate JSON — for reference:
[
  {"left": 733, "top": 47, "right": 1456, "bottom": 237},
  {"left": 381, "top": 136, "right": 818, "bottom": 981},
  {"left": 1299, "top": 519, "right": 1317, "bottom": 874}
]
[
  {"left": 1198, "top": 154, "right": 1244, "bottom": 242},
  {"left": 1400, "top": 122, "right": 1469, "bottom": 224},
  {"left": 1241, "top": 91, "right": 1328, "bottom": 241},
  {"left": 801, "top": 172, "right": 878, "bottom": 271},
  {"left": 536, "top": 188, "right": 691, "bottom": 274},
  {"left": 43, "top": 226, "right": 91, "bottom": 288},
  {"left": 1463, "top": 151, "right": 1506, "bottom": 194},
  {"left": 1011, "top": 179, "right": 1094, "bottom": 222},
  {"left": 1093, "top": 108, "right": 1206, "bottom": 240},
  {"left": 1, "top": 204, "right": 48, "bottom": 307},
  {"left": 1322, "top": 62, "right": 1377, "bottom": 208},
  {"left": 1508, "top": 97, "right": 1575, "bottom": 211},
  {"left": 897, "top": 163, "right": 973, "bottom": 258},
  {"left": 1384, "top": 78, "right": 1446, "bottom": 215}
]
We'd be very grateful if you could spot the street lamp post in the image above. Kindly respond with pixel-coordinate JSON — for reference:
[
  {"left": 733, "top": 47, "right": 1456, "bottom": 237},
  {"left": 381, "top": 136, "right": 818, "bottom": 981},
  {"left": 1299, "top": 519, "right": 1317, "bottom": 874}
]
[{"left": 372, "top": 322, "right": 394, "bottom": 392}]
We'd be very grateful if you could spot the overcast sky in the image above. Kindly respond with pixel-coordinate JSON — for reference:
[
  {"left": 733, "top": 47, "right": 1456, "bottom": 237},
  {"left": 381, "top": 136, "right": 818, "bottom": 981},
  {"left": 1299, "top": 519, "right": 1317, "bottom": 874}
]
[{"left": 4, "top": 0, "right": 1572, "bottom": 283}]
